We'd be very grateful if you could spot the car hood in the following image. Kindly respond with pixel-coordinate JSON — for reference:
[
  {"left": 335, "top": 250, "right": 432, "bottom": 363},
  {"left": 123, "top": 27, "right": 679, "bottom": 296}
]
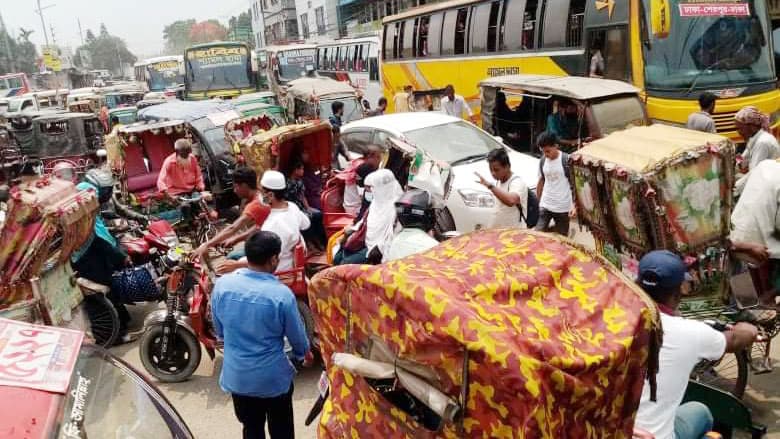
[{"left": 449, "top": 149, "right": 539, "bottom": 193}]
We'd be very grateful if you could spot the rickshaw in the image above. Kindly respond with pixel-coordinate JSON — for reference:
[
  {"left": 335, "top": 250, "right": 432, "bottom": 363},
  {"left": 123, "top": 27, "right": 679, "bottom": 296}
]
[
  {"left": 234, "top": 90, "right": 287, "bottom": 122},
  {"left": 224, "top": 113, "right": 278, "bottom": 153},
  {"left": 307, "top": 228, "right": 661, "bottom": 437},
  {"left": 0, "top": 318, "right": 193, "bottom": 438},
  {"left": 66, "top": 93, "right": 104, "bottom": 115},
  {"left": 570, "top": 125, "right": 769, "bottom": 433},
  {"left": 104, "top": 90, "right": 145, "bottom": 110},
  {"left": 9, "top": 112, "right": 103, "bottom": 177},
  {"left": 479, "top": 74, "right": 648, "bottom": 153},
  {"left": 283, "top": 77, "right": 364, "bottom": 124},
  {"left": 0, "top": 126, "right": 24, "bottom": 183},
  {"left": 107, "top": 106, "right": 138, "bottom": 131},
  {"left": 0, "top": 177, "right": 120, "bottom": 347}
]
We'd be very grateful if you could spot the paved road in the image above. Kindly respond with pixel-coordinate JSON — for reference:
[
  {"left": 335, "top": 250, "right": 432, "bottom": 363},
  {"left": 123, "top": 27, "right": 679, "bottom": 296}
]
[{"left": 112, "top": 227, "right": 780, "bottom": 438}]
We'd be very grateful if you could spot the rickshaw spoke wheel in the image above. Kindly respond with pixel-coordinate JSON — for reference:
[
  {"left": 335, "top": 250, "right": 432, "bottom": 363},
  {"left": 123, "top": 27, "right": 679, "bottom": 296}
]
[
  {"left": 691, "top": 350, "right": 749, "bottom": 398},
  {"left": 82, "top": 294, "right": 120, "bottom": 348}
]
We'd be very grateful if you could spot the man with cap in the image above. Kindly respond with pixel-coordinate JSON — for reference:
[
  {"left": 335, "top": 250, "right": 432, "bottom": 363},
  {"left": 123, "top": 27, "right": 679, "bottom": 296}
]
[
  {"left": 217, "top": 170, "right": 310, "bottom": 275},
  {"left": 633, "top": 250, "right": 758, "bottom": 439},
  {"left": 734, "top": 106, "right": 779, "bottom": 196},
  {"left": 157, "top": 138, "right": 206, "bottom": 197}
]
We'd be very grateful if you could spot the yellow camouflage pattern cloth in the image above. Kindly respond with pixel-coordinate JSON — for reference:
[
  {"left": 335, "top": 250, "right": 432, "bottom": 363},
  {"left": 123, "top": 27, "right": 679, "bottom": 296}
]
[{"left": 309, "top": 229, "right": 660, "bottom": 438}]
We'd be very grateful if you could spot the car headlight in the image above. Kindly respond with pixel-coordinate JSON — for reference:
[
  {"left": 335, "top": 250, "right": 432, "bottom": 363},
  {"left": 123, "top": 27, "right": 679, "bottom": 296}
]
[{"left": 458, "top": 189, "right": 495, "bottom": 208}]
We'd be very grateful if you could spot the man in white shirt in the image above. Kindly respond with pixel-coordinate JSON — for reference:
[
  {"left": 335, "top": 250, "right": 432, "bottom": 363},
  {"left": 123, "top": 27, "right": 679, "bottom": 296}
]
[
  {"left": 534, "top": 132, "right": 574, "bottom": 235},
  {"left": 633, "top": 250, "right": 758, "bottom": 439},
  {"left": 476, "top": 148, "right": 528, "bottom": 228},
  {"left": 217, "top": 170, "right": 310, "bottom": 274},
  {"left": 440, "top": 84, "right": 474, "bottom": 121},
  {"left": 734, "top": 106, "right": 780, "bottom": 196}
]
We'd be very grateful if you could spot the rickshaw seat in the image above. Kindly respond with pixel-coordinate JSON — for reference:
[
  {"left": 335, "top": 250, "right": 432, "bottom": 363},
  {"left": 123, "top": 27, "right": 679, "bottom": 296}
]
[
  {"left": 124, "top": 144, "right": 148, "bottom": 178},
  {"left": 145, "top": 137, "right": 174, "bottom": 171},
  {"left": 325, "top": 214, "right": 354, "bottom": 237},
  {"left": 275, "top": 242, "right": 307, "bottom": 297},
  {"left": 127, "top": 173, "right": 159, "bottom": 193}
]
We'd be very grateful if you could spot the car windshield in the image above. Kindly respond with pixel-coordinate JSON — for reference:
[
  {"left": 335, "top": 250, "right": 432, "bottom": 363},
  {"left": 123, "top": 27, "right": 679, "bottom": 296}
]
[
  {"left": 642, "top": 0, "right": 775, "bottom": 91},
  {"left": 55, "top": 345, "right": 190, "bottom": 438},
  {"left": 403, "top": 121, "right": 497, "bottom": 164},
  {"left": 7, "top": 99, "right": 23, "bottom": 112},
  {"left": 186, "top": 47, "right": 252, "bottom": 92},
  {"left": 590, "top": 97, "right": 646, "bottom": 136}
]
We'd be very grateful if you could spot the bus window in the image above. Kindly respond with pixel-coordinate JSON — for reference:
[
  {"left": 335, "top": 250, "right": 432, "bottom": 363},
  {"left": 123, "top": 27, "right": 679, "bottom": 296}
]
[
  {"left": 319, "top": 48, "right": 326, "bottom": 70},
  {"left": 567, "top": 0, "right": 585, "bottom": 47},
  {"left": 502, "top": 0, "right": 528, "bottom": 51},
  {"left": 589, "top": 27, "right": 630, "bottom": 81},
  {"left": 470, "top": 3, "right": 492, "bottom": 53},
  {"left": 416, "top": 16, "right": 431, "bottom": 57},
  {"left": 402, "top": 19, "right": 415, "bottom": 58},
  {"left": 339, "top": 46, "right": 348, "bottom": 70},
  {"left": 441, "top": 10, "right": 458, "bottom": 55},
  {"left": 428, "top": 13, "right": 443, "bottom": 56},
  {"left": 393, "top": 22, "right": 403, "bottom": 58},
  {"left": 487, "top": 1, "right": 501, "bottom": 52},
  {"left": 524, "top": 0, "right": 539, "bottom": 49},
  {"left": 542, "top": 0, "right": 570, "bottom": 47},
  {"left": 384, "top": 24, "right": 395, "bottom": 60},
  {"left": 360, "top": 43, "right": 369, "bottom": 71},
  {"left": 454, "top": 8, "right": 468, "bottom": 54},
  {"left": 347, "top": 45, "right": 356, "bottom": 71}
]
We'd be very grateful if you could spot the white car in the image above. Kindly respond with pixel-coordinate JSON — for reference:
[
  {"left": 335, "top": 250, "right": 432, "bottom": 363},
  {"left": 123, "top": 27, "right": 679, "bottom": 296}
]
[{"left": 339, "top": 112, "right": 539, "bottom": 232}]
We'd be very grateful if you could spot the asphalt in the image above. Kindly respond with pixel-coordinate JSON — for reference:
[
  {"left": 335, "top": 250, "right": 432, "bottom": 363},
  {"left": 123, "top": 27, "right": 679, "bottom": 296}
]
[{"left": 111, "top": 227, "right": 780, "bottom": 438}]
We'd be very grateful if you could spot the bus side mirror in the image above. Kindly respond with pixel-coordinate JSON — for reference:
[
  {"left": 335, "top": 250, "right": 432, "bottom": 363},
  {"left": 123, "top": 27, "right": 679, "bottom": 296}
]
[{"left": 650, "top": 0, "right": 671, "bottom": 39}]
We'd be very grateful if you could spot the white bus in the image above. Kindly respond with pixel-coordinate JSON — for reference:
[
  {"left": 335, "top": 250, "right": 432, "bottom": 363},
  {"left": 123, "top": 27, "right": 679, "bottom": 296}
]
[
  {"left": 135, "top": 55, "right": 185, "bottom": 93},
  {"left": 256, "top": 44, "right": 317, "bottom": 95},
  {"left": 316, "top": 36, "right": 381, "bottom": 110}
]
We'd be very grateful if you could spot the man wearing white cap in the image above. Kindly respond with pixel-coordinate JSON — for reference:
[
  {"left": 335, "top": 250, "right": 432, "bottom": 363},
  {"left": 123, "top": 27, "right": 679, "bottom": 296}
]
[{"left": 217, "top": 170, "right": 310, "bottom": 274}]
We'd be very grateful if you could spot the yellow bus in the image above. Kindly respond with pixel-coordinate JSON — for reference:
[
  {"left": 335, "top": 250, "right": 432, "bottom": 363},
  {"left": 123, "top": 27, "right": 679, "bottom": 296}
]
[{"left": 380, "top": 0, "right": 780, "bottom": 140}]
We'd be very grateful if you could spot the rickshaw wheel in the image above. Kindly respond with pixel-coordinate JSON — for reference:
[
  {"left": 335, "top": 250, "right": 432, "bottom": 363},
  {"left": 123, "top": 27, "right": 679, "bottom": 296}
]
[
  {"left": 82, "top": 293, "right": 120, "bottom": 348},
  {"left": 297, "top": 299, "right": 318, "bottom": 351},
  {"left": 140, "top": 324, "right": 201, "bottom": 383},
  {"left": 691, "top": 350, "right": 749, "bottom": 398}
]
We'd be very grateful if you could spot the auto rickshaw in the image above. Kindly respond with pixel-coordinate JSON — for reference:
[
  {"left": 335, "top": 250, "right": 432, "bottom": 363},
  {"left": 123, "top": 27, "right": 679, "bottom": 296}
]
[
  {"left": 0, "top": 126, "right": 23, "bottom": 183},
  {"left": 8, "top": 112, "right": 103, "bottom": 177},
  {"left": 67, "top": 93, "right": 104, "bottom": 115},
  {"left": 571, "top": 125, "right": 769, "bottom": 434},
  {"left": 283, "top": 77, "right": 364, "bottom": 124},
  {"left": 479, "top": 74, "right": 648, "bottom": 154},
  {"left": 0, "top": 318, "right": 193, "bottom": 438},
  {"left": 234, "top": 90, "right": 288, "bottom": 123},
  {"left": 0, "top": 177, "right": 120, "bottom": 346},
  {"left": 104, "top": 90, "right": 145, "bottom": 110},
  {"left": 308, "top": 228, "right": 661, "bottom": 437},
  {"left": 107, "top": 106, "right": 138, "bottom": 130}
]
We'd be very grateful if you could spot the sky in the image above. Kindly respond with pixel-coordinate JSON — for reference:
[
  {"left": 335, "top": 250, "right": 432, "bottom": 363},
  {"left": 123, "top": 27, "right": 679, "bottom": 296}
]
[{"left": 1, "top": 0, "right": 252, "bottom": 58}]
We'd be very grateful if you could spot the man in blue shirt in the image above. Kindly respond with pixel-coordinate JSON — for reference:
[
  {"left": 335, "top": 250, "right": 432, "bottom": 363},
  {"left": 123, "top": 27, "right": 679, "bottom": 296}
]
[
  {"left": 211, "top": 230, "right": 310, "bottom": 439},
  {"left": 545, "top": 99, "right": 582, "bottom": 151}
]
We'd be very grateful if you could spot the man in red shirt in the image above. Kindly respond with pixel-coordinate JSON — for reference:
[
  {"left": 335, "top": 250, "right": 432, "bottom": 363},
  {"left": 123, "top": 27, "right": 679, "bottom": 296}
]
[
  {"left": 195, "top": 167, "right": 270, "bottom": 260},
  {"left": 157, "top": 139, "right": 206, "bottom": 196}
]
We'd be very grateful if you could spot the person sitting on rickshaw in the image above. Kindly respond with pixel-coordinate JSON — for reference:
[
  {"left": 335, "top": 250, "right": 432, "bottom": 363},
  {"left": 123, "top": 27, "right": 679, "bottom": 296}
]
[
  {"left": 299, "top": 149, "right": 323, "bottom": 210},
  {"left": 343, "top": 145, "right": 383, "bottom": 215},
  {"left": 194, "top": 167, "right": 270, "bottom": 261},
  {"left": 334, "top": 169, "right": 403, "bottom": 265},
  {"left": 157, "top": 138, "right": 206, "bottom": 198},
  {"left": 286, "top": 159, "right": 327, "bottom": 250},
  {"left": 217, "top": 171, "right": 310, "bottom": 274},
  {"left": 632, "top": 250, "right": 758, "bottom": 439},
  {"left": 546, "top": 99, "right": 585, "bottom": 151}
]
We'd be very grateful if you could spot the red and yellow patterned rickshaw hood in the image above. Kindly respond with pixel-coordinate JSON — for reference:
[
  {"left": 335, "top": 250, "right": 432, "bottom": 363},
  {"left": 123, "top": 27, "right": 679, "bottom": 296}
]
[{"left": 309, "top": 228, "right": 660, "bottom": 438}]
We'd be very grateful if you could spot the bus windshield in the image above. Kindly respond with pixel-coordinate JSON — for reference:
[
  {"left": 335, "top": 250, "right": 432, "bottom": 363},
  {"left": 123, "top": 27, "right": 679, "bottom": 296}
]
[
  {"left": 186, "top": 46, "right": 252, "bottom": 92},
  {"left": 642, "top": 0, "right": 774, "bottom": 91},
  {"left": 147, "top": 61, "right": 184, "bottom": 91},
  {"left": 277, "top": 48, "right": 316, "bottom": 82}
]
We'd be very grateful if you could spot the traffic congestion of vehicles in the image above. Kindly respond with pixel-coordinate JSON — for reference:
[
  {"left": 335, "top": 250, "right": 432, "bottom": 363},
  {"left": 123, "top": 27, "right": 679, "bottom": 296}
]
[{"left": 2, "top": 0, "right": 780, "bottom": 435}]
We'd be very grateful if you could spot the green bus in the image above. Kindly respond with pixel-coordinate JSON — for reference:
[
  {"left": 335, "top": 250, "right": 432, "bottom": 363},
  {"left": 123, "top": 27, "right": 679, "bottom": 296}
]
[{"left": 184, "top": 41, "right": 257, "bottom": 100}]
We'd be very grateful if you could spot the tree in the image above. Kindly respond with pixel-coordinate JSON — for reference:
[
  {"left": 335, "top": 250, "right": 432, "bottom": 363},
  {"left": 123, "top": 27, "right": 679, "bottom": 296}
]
[
  {"left": 189, "top": 20, "right": 228, "bottom": 45},
  {"left": 227, "top": 11, "right": 254, "bottom": 47},
  {"left": 76, "top": 25, "right": 137, "bottom": 75},
  {"left": 0, "top": 27, "right": 38, "bottom": 74},
  {"left": 163, "top": 19, "right": 196, "bottom": 55}
]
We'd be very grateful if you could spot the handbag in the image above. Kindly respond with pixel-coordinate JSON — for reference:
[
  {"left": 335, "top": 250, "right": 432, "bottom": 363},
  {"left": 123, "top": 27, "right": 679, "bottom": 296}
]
[{"left": 111, "top": 265, "right": 160, "bottom": 304}]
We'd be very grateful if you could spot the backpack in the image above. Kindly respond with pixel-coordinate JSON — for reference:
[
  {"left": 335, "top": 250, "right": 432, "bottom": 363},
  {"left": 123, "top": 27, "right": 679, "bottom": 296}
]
[
  {"left": 539, "top": 152, "right": 572, "bottom": 184},
  {"left": 508, "top": 175, "right": 539, "bottom": 228}
]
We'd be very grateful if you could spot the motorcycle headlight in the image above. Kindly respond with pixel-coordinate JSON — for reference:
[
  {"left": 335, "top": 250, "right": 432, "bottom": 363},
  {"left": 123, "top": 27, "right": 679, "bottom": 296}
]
[{"left": 458, "top": 189, "right": 495, "bottom": 208}]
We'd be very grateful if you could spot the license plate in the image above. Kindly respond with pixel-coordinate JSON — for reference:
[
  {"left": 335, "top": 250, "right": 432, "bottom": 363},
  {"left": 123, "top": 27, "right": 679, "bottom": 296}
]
[{"left": 317, "top": 371, "right": 329, "bottom": 397}]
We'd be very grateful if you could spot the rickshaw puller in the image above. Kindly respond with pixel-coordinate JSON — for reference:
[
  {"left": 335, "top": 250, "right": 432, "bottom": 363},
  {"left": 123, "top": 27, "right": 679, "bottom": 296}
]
[{"left": 157, "top": 138, "right": 205, "bottom": 198}]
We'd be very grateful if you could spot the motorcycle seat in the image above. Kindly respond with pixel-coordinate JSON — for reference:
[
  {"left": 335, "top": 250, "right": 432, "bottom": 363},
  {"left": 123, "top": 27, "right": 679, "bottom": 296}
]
[{"left": 76, "top": 277, "right": 110, "bottom": 294}]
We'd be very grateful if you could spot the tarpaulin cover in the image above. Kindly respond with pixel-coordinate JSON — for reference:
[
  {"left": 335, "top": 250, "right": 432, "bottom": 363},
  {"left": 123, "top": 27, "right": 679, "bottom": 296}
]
[{"left": 309, "top": 228, "right": 659, "bottom": 438}]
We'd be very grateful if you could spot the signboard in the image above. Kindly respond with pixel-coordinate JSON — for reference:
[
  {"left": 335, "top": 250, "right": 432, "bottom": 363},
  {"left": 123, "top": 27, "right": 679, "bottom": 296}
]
[
  {"left": 678, "top": 3, "right": 750, "bottom": 16},
  {"left": 0, "top": 318, "right": 82, "bottom": 393},
  {"left": 149, "top": 60, "right": 180, "bottom": 72},
  {"left": 278, "top": 49, "right": 315, "bottom": 67},
  {"left": 187, "top": 46, "right": 248, "bottom": 68},
  {"left": 41, "top": 46, "right": 62, "bottom": 72}
]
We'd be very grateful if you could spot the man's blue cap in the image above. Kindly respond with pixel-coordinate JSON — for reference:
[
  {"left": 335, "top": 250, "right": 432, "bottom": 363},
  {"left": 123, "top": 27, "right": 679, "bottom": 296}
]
[{"left": 637, "top": 250, "right": 690, "bottom": 290}]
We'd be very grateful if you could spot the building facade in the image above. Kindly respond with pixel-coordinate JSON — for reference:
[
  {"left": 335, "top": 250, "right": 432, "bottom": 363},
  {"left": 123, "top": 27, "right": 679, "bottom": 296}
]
[
  {"left": 250, "top": 0, "right": 299, "bottom": 46},
  {"left": 295, "top": 0, "right": 340, "bottom": 41}
]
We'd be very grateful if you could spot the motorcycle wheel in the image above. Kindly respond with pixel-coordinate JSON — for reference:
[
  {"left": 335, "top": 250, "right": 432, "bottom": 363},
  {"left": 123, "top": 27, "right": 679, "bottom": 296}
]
[
  {"left": 139, "top": 324, "right": 202, "bottom": 383},
  {"left": 82, "top": 294, "right": 120, "bottom": 348},
  {"left": 691, "top": 349, "right": 749, "bottom": 398},
  {"left": 297, "top": 299, "right": 317, "bottom": 351}
]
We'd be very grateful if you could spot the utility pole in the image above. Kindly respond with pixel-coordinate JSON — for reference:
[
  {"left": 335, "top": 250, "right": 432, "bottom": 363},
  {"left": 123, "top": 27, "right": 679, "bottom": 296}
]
[
  {"left": 50, "top": 25, "right": 56, "bottom": 45},
  {"left": 77, "top": 18, "right": 84, "bottom": 45},
  {"left": 34, "top": 0, "right": 55, "bottom": 47}
]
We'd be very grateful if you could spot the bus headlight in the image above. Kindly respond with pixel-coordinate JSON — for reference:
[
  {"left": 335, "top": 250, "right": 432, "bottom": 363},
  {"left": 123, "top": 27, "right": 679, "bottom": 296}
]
[{"left": 458, "top": 189, "right": 495, "bottom": 208}]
